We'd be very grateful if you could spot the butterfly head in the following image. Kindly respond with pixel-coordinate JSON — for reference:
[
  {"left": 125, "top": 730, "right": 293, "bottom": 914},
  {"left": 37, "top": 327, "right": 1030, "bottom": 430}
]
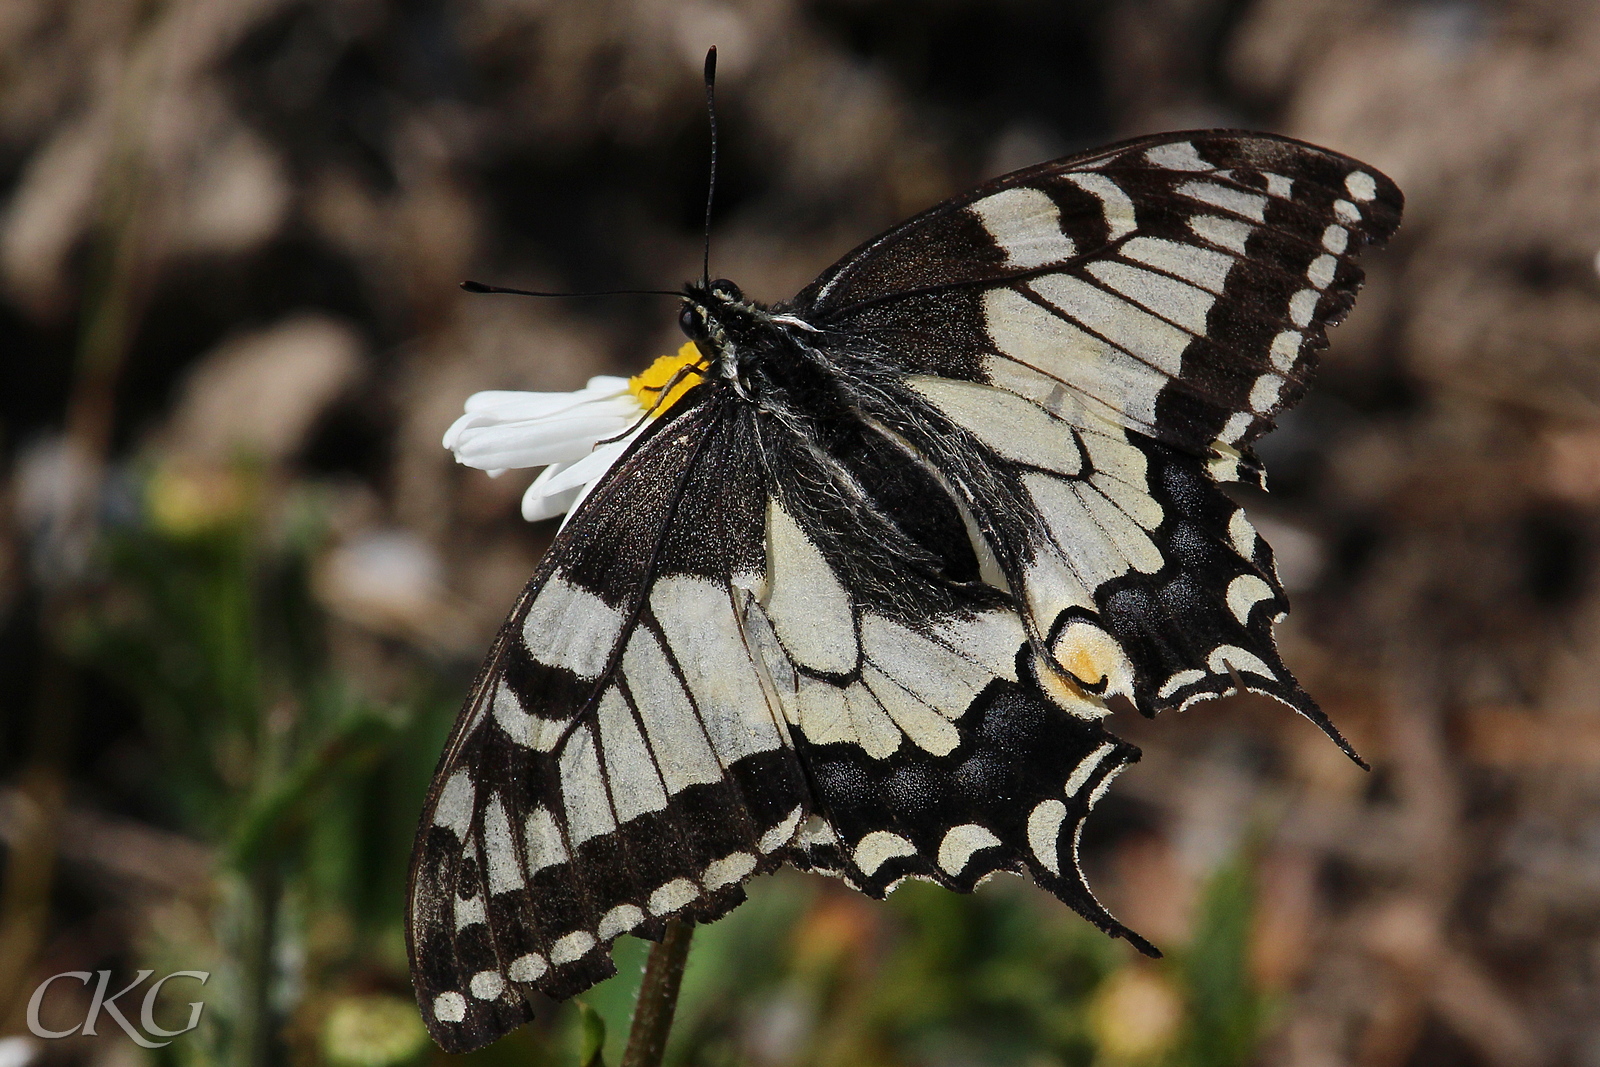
[{"left": 680, "top": 278, "right": 773, "bottom": 395}]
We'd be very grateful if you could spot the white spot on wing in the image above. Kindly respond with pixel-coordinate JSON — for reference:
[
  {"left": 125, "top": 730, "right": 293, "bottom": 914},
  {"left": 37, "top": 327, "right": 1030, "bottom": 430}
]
[
  {"left": 1176, "top": 180, "right": 1267, "bottom": 222},
  {"left": 798, "top": 815, "right": 838, "bottom": 848},
  {"left": 433, "top": 771, "right": 474, "bottom": 839},
  {"left": 525, "top": 806, "right": 568, "bottom": 873},
  {"left": 455, "top": 894, "right": 485, "bottom": 931},
  {"left": 597, "top": 905, "right": 643, "bottom": 940},
  {"left": 1228, "top": 509, "right": 1257, "bottom": 556},
  {"left": 1322, "top": 224, "right": 1349, "bottom": 253},
  {"left": 521, "top": 574, "right": 625, "bottom": 680},
  {"left": 1027, "top": 275, "right": 1192, "bottom": 375},
  {"left": 1064, "top": 742, "right": 1115, "bottom": 799},
  {"left": 1144, "top": 141, "right": 1211, "bottom": 171},
  {"left": 1289, "top": 289, "right": 1319, "bottom": 328},
  {"left": 760, "top": 806, "right": 804, "bottom": 853},
  {"left": 1307, "top": 254, "right": 1337, "bottom": 290},
  {"left": 1065, "top": 172, "right": 1137, "bottom": 239},
  {"left": 596, "top": 686, "right": 668, "bottom": 823},
  {"left": 908, "top": 377, "right": 1083, "bottom": 476},
  {"left": 1333, "top": 199, "right": 1361, "bottom": 224},
  {"left": 1264, "top": 173, "right": 1293, "bottom": 198},
  {"left": 968, "top": 187, "right": 1077, "bottom": 269},
  {"left": 484, "top": 794, "right": 524, "bottom": 894},
  {"left": 854, "top": 831, "right": 917, "bottom": 875},
  {"left": 1345, "top": 170, "right": 1377, "bottom": 201},
  {"left": 1270, "top": 329, "right": 1301, "bottom": 371},
  {"left": 492, "top": 680, "right": 562, "bottom": 751},
  {"left": 937, "top": 824, "right": 1002, "bottom": 875},
  {"left": 470, "top": 971, "right": 505, "bottom": 1000},
  {"left": 1084, "top": 261, "right": 1217, "bottom": 334},
  {"left": 558, "top": 726, "right": 615, "bottom": 846},
  {"left": 1159, "top": 668, "right": 1207, "bottom": 699},
  {"left": 1208, "top": 644, "right": 1276, "bottom": 680},
  {"left": 1120, "top": 236, "right": 1234, "bottom": 294},
  {"left": 433, "top": 992, "right": 466, "bottom": 1023},
  {"left": 765, "top": 499, "right": 858, "bottom": 674},
  {"left": 1220, "top": 411, "right": 1253, "bottom": 444},
  {"left": 1249, "top": 373, "right": 1285, "bottom": 412},
  {"left": 703, "top": 852, "right": 758, "bottom": 889},
  {"left": 550, "top": 931, "right": 596, "bottom": 965},
  {"left": 1027, "top": 800, "right": 1067, "bottom": 874},
  {"left": 1227, "top": 574, "right": 1277, "bottom": 624},
  {"left": 649, "top": 878, "right": 698, "bottom": 915},
  {"left": 508, "top": 953, "right": 547, "bottom": 981},
  {"left": 1189, "top": 214, "right": 1251, "bottom": 255}
]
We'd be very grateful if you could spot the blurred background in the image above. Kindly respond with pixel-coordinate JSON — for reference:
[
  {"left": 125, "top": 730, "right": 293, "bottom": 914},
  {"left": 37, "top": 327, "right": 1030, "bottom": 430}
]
[{"left": 3, "top": 0, "right": 1600, "bottom": 1065}]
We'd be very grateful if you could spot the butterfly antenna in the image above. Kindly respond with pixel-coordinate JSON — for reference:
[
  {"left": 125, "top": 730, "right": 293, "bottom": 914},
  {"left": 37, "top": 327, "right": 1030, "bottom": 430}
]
[
  {"left": 460, "top": 281, "right": 680, "bottom": 298},
  {"left": 701, "top": 46, "right": 718, "bottom": 287}
]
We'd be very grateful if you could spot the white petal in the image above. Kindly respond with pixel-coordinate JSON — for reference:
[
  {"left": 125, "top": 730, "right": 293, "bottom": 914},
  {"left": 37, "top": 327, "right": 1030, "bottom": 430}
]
[
  {"left": 450, "top": 408, "right": 640, "bottom": 470},
  {"left": 522, "top": 463, "right": 583, "bottom": 522},
  {"left": 555, "top": 426, "right": 647, "bottom": 529}
]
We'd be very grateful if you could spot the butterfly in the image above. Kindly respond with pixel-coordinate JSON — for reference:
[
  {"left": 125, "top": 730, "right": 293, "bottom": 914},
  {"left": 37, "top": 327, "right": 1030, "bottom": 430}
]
[{"left": 408, "top": 127, "right": 1402, "bottom": 1052}]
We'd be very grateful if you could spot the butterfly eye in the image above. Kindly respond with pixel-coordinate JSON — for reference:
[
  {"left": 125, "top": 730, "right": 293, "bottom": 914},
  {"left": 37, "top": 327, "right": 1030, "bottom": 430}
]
[
  {"left": 710, "top": 279, "right": 742, "bottom": 302},
  {"left": 679, "top": 305, "right": 705, "bottom": 339}
]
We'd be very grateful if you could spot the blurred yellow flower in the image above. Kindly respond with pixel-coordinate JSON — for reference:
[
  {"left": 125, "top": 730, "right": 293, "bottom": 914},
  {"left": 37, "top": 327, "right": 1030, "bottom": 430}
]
[
  {"left": 145, "top": 461, "right": 250, "bottom": 535},
  {"left": 321, "top": 993, "right": 430, "bottom": 1067},
  {"left": 1088, "top": 965, "right": 1183, "bottom": 1063}
]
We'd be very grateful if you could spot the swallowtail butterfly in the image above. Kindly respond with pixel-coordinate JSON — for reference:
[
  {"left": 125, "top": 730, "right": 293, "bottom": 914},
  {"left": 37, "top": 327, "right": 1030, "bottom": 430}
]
[{"left": 409, "top": 128, "right": 1401, "bottom": 1052}]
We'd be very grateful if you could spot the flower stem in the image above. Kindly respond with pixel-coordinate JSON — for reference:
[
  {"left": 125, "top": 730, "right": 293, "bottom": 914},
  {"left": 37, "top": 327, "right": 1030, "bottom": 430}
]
[{"left": 619, "top": 919, "right": 695, "bottom": 1067}]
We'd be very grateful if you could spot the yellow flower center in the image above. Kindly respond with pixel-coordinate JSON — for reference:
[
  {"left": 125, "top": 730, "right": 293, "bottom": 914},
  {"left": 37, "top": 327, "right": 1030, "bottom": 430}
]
[{"left": 628, "top": 342, "right": 705, "bottom": 415}]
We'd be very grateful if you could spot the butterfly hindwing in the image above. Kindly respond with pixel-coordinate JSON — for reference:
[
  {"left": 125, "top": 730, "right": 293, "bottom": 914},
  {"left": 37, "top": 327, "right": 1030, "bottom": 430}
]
[{"left": 741, "top": 396, "right": 1150, "bottom": 946}]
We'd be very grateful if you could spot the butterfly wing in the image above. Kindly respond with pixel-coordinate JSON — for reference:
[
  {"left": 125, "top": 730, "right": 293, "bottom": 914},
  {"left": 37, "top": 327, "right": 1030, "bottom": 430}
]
[
  {"left": 412, "top": 381, "right": 1152, "bottom": 1052},
  {"left": 408, "top": 391, "right": 813, "bottom": 1052},
  {"left": 737, "top": 385, "right": 1147, "bottom": 941},
  {"left": 787, "top": 130, "right": 1401, "bottom": 744}
]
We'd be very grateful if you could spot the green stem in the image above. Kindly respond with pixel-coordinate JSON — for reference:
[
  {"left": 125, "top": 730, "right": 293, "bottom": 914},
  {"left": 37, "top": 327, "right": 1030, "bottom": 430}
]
[
  {"left": 619, "top": 920, "right": 696, "bottom": 1067},
  {"left": 242, "top": 861, "right": 282, "bottom": 1067}
]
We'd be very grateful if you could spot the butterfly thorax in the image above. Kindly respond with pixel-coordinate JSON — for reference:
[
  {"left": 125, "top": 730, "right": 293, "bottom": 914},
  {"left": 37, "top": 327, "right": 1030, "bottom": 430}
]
[{"left": 680, "top": 279, "right": 825, "bottom": 404}]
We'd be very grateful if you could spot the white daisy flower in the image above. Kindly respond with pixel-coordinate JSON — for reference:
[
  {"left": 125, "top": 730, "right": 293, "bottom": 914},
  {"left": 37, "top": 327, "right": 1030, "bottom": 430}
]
[{"left": 444, "top": 343, "right": 704, "bottom": 523}]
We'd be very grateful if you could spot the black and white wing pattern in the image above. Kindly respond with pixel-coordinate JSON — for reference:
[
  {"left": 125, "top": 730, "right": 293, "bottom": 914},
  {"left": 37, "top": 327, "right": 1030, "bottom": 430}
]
[
  {"left": 410, "top": 128, "right": 1401, "bottom": 1053},
  {"left": 410, "top": 383, "right": 1144, "bottom": 1052},
  {"left": 789, "top": 129, "right": 1400, "bottom": 741}
]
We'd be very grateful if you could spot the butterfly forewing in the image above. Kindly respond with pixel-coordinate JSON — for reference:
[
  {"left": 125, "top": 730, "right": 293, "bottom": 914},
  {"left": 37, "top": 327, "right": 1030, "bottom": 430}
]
[{"left": 409, "top": 395, "right": 812, "bottom": 1052}]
